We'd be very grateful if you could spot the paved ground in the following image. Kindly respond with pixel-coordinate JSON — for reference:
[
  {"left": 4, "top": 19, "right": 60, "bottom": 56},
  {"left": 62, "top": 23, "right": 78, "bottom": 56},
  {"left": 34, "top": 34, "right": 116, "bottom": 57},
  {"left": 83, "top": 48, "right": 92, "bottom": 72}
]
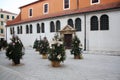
[{"left": 0, "top": 47, "right": 120, "bottom": 80}]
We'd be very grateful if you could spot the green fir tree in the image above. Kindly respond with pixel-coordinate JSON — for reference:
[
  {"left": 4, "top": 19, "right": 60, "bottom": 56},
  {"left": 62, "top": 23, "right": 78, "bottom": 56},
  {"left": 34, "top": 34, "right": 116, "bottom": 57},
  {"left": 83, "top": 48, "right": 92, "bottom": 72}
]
[
  {"left": 39, "top": 37, "right": 49, "bottom": 55},
  {"left": 71, "top": 35, "right": 83, "bottom": 59},
  {"left": 33, "top": 39, "right": 39, "bottom": 51},
  {"left": 48, "top": 34, "right": 66, "bottom": 62},
  {"left": 6, "top": 36, "right": 25, "bottom": 65}
]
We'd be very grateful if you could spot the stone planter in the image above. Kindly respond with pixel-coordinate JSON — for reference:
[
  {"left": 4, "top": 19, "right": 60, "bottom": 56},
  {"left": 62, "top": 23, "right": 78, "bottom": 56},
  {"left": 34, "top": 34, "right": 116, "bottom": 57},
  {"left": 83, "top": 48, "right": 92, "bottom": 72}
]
[
  {"left": 51, "top": 61, "right": 60, "bottom": 67},
  {"left": 36, "top": 48, "right": 39, "bottom": 51},
  {"left": 42, "top": 54, "right": 48, "bottom": 59},
  {"left": 12, "top": 58, "right": 20, "bottom": 65},
  {"left": 74, "top": 54, "right": 83, "bottom": 59}
]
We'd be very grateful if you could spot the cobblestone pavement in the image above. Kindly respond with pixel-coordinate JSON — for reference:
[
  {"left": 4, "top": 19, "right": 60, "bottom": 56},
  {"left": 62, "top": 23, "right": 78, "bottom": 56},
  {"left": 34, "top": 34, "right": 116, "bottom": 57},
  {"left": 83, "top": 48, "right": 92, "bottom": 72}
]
[{"left": 0, "top": 47, "right": 120, "bottom": 80}]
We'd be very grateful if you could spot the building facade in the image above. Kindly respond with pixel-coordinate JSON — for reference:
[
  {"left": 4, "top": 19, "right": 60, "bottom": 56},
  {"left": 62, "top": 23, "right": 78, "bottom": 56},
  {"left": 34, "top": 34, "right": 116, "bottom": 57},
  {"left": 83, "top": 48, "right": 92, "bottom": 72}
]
[
  {"left": 6, "top": 0, "right": 120, "bottom": 51},
  {"left": 0, "top": 8, "right": 17, "bottom": 40}
]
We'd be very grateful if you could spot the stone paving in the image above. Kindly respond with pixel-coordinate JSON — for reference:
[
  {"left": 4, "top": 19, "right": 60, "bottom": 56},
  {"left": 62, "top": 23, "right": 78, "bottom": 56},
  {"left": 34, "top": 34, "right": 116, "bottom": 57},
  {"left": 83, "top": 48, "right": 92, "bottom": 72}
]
[{"left": 0, "top": 47, "right": 120, "bottom": 80}]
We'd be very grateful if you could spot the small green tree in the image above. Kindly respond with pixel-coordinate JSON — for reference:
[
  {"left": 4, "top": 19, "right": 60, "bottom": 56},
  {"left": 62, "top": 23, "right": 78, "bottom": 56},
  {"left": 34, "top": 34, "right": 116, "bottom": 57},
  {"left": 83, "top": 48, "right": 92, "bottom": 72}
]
[
  {"left": 71, "top": 35, "right": 83, "bottom": 59},
  {"left": 6, "top": 36, "right": 24, "bottom": 65},
  {"left": 39, "top": 37, "right": 49, "bottom": 59},
  {"left": 33, "top": 39, "right": 39, "bottom": 51},
  {"left": 48, "top": 34, "right": 66, "bottom": 66}
]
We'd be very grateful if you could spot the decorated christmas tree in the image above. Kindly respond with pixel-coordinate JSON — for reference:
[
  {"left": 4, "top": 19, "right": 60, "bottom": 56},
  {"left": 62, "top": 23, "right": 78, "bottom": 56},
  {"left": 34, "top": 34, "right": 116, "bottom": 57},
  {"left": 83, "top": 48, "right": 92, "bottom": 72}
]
[
  {"left": 71, "top": 35, "right": 83, "bottom": 59},
  {"left": 0, "top": 39, "right": 8, "bottom": 51},
  {"left": 39, "top": 37, "right": 49, "bottom": 59},
  {"left": 33, "top": 39, "right": 39, "bottom": 51},
  {"left": 6, "top": 36, "right": 25, "bottom": 65},
  {"left": 48, "top": 34, "right": 66, "bottom": 67}
]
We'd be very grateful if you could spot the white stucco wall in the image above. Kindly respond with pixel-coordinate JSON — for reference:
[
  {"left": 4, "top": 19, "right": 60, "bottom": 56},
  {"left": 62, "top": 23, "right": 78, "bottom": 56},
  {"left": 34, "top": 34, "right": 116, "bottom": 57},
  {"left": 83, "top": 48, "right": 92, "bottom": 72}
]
[
  {"left": 86, "top": 9, "right": 120, "bottom": 51},
  {"left": 6, "top": 9, "right": 120, "bottom": 51}
]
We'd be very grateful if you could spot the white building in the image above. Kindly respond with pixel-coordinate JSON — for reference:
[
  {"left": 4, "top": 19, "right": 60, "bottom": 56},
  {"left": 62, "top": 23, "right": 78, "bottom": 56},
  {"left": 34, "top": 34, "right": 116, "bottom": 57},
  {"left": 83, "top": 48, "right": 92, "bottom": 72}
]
[
  {"left": 6, "top": 0, "right": 120, "bottom": 51},
  {"left": 0, "top": 8, "right": 17, "bottom": 40}
]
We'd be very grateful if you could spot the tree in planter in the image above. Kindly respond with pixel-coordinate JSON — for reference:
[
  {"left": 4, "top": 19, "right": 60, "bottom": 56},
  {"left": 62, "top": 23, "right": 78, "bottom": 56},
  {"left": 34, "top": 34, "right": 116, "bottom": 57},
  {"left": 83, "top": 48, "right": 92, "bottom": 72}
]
[
  {"left": 6, "top": 36, "right": 25, "bottom": 65},
  {"left": 0, "top": 39, "right": 8, "bottom": 51},
  {"left": 71, "top": 35, "right": 83, "bottom": 59},
  {"left": 39, "top": 37, "right": 49, "bottom": 59},
  {"left": 33, "top": 39, "right": 39, "bottom": 51},
  {"left": 48, "top": 34, "right": 66, "bottom": 67}
]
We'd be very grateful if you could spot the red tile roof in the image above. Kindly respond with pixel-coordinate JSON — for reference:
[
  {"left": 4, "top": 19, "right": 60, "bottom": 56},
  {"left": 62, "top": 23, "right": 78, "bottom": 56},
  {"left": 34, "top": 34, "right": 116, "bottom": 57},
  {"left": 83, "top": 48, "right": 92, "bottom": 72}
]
[
  {"left": 6, "top": 2, "right": 120, "bottom": 27},
  {"left": 19, "top": 0, "right": 45, "bottom": 9}
]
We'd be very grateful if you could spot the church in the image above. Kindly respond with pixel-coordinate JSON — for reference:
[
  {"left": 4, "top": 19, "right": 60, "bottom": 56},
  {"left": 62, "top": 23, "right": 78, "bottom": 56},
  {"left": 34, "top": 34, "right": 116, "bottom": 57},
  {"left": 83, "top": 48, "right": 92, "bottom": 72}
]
[{"left": 6, "top": 0, "right": 120, "bottom": 51}]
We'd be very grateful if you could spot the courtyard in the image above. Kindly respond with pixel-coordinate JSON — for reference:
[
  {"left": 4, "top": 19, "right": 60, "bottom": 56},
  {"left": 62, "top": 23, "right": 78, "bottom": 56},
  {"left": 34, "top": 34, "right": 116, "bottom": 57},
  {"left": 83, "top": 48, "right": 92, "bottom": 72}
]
[{"left": 0, "top": 47, "right": 120, "bottom": 80}]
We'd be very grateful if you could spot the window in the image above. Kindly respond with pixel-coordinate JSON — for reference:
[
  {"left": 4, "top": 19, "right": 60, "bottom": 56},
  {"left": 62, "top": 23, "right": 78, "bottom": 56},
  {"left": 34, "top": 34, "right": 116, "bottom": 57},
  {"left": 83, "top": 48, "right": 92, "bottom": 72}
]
[
  {"left": 7, "top": 15, "right": 9, "bottom": 19},
  {"left": 50, "top": 21, "right": 55, "bottom": 32},
  {"left": 56, "top": 20, "right": 61, "bottom": 32},
  {"left": 41, "top": 23, "right": 45, "bottom": 33},
  {"left": 75, "top": 18, "right": 81, "bottom": 31},
  {"left": 29, "top": 9, "right": 33, "bottom": 17},
  {"left": 1, "top": 29, "right": 3, "bottom": 33},
  {"left": 64, "top": 0, "right": 70, "bottom": 9},
  {"left": 10, "top": 28, "right": 12, "bottom": 34},
  {"left": 90, "top": 16, "right": 98, "bottom": 30},
  {"left": 26, "top": 25, "right": 29, "bottom": 34},
  {"left": 10, "top": 27, "right": 14, "bottom": 34},
  {"left": 37, "top": 23, "right": 40, "bottom": 33},
  {"left": 68, "top": 19, "right": 74, "bottom": 27},
  {"left": 43, "top": 3, "right": 48, "bottom": 14},
  {"left": 13, "top": 27, "right": 15, "bottom": 34},
  {"left": 1, "top": 21, "right": 3, "bottom": 25},
  {"left": 100, "top": 14, "right": 109, "bottom": 30},
  {"left": 91, "top": 0, "right": 100, "bottom": 4},
  {"left": 1, "top": 14, "right": 4, "bottom": 18},
  {"left": 92, "top": 0, "right": 98, "bottom": 3},
  {"left": 20, "top": 26, "right": 22, "bottom": 34},
  {"left": 17, "top": 26, "right": 22, "bottom": 34},
  {"left": 12, "top": 16, "right": 15, "bottom": 20},
  {"left": 17, "top": 26, "right": 19, "bottom": 34},
  {"left": 30, "top": 24, "right": 33, "bottom": 33}
]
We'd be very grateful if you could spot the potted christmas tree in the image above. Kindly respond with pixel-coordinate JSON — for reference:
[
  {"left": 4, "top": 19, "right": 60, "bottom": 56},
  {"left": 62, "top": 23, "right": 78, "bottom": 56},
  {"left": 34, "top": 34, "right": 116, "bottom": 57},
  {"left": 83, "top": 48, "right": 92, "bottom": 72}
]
[
  {"left": 39, "top": 37, "right": 49, "bottom": 59},
  {"left": 71, "top": 35, "right": 83, "bottom": 59},
  {"left": 33, "top": 39, "right": 39, "bottom": 51},
  {"left": 48, "top": 34, "right": 66, "bottom": 67},
  {"left": 6, "top": 36, "right": 25, "bottom": 65}
]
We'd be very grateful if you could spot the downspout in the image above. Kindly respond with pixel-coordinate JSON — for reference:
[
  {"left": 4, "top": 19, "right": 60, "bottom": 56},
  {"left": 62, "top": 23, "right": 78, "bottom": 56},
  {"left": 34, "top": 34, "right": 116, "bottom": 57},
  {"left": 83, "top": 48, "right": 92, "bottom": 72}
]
[
  {"left": 84, "top": 14, "right": 87, "bottom": 51},
  {"left": 5, "top": 25, "right": 7, "bottom": 41},
  {"left": 77, "top": 0, "right": 79, "bottom": 10}
]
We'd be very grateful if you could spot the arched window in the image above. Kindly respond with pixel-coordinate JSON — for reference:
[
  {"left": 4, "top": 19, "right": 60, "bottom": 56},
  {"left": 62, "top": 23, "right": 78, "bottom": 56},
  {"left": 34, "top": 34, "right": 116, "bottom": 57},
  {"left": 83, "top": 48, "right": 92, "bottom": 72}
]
[
  {"left": 37, "top": 23, "right": 40, "bottom": 33},
  {"left": 10, "top": 28, "right": 12, "bottom": 34},
  {"left": 56, "top": 20, "right": 61, "bottom": 32},
  {"left": 90, "top": 16, "right": 98, "bottom": 30},
  {"left": 26, "top": 25, "right": 29, "bottom": 34},
  {"left": 100, "top": 14, "right": 109, "bottom": 30},
  {"left": 41, "top": 23, "right": 45, "bottom": 33},
  {"left": 75, "top": 18, "right": 81, "bottom": 31},
  {"left": 10, "top": 27, "right": 14, "bottom": 34},
  {"left": 17, "top": 26, "right": 19, "bottom": 34},
  {"left": 20, "top": 26, "right": 22, "bottom": 34},
  {"left": 30, "top": 24, "right": 33, "bottom": 33},
  {"left": 50, "top": 21, "right": 55, "bottom": 32},
  {"left": 68, "top": 19, "right": 74, "bottom": 27},
  {"left": 13, "top": 27, "right": 15, "bottom": 34}
]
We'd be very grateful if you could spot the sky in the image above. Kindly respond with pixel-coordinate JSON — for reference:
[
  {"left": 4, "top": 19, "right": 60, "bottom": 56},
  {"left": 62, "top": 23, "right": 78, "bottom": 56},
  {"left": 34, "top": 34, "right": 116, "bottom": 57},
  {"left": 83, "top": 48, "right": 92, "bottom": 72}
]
[{"left": 0, "top": 0, "right": 38, "bottom": 14}]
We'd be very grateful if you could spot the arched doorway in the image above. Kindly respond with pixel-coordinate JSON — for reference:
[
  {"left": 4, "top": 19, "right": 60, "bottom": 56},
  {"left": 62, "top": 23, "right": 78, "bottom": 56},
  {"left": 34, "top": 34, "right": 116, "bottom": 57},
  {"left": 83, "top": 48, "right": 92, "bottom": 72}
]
[{"left": 59, "top": 25, "right": 76, "bottom": 49}]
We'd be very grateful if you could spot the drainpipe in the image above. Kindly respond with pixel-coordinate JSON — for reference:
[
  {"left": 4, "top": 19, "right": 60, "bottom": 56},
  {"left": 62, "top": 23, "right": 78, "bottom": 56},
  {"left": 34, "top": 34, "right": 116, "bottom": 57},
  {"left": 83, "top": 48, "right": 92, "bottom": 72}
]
[
  {"left": 77, "top": 0, "right": 79, "bottom": 10},
  {"left": 5, "top": 26, "right": 7, "bottom": 40},
  {"left": 84, "top": 14, "right": 86, "bottom": 51}
]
